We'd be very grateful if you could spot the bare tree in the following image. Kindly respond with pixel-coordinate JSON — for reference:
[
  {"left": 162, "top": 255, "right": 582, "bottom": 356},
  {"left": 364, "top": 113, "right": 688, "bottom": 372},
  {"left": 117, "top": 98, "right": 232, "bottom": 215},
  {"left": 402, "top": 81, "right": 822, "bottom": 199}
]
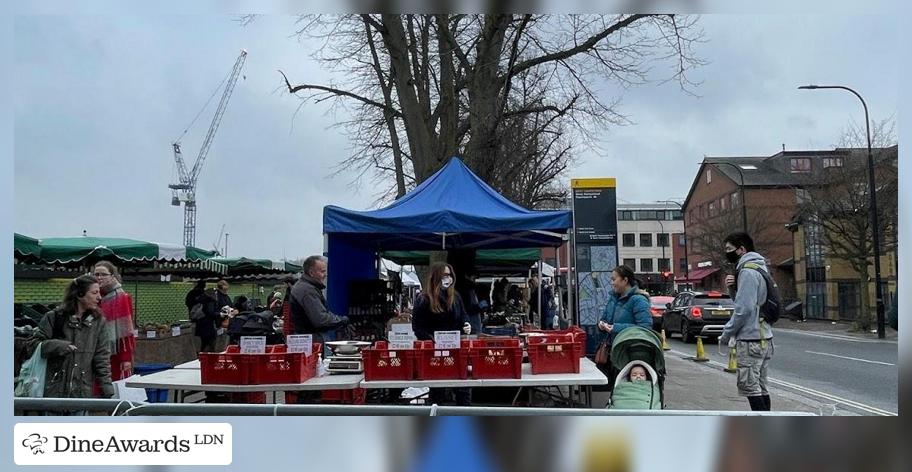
[
  {"left": 276, "top": 14, "right": 704, "bottom": 207},
  {"left": 795, "top": 119, "right": 898, "bottom": 329}
]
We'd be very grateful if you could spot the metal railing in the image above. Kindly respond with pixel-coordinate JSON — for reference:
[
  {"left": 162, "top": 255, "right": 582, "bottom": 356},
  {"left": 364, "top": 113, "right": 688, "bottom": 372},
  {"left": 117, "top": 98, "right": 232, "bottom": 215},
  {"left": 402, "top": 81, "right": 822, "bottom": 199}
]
[{"left": 14, "top": 398, "right": 815, "bottom": 416}]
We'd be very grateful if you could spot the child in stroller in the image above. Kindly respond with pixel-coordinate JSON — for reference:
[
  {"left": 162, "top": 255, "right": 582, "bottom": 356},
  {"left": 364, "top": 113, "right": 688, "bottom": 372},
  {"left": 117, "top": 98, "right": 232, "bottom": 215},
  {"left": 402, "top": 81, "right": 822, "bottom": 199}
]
[{"left": 605, "top": 326, "right": 665, "bottom": 410}]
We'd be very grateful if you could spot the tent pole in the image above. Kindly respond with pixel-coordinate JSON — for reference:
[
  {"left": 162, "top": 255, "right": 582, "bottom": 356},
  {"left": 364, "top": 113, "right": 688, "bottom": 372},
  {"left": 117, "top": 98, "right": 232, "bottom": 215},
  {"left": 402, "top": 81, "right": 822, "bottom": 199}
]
[
  {"left": 537, "top": 260, "right": 543, "bottom": 329},
  {"left": 555, "top": 245, "right": 563, "bottom": 320},
  {"left": 567, "top": 229, "right": 576, "bottom": 326}
]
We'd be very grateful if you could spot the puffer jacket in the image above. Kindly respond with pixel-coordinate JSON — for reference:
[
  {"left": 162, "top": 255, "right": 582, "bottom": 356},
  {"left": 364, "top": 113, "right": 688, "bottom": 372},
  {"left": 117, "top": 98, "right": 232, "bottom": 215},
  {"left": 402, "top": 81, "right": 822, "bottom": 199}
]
[
  {"left": 599, "top": 286, "right": 652, "bottom": 343},
  {"left": 29, "top": 309, "right": 114, "bottom": 398}
]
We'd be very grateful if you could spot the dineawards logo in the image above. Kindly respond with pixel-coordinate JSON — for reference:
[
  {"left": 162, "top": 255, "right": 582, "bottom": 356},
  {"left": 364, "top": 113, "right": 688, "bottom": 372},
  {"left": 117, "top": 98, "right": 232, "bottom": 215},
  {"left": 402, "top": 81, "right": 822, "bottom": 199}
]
[{"left": 15, "top": 423, "right": 232, "bottom": 465}]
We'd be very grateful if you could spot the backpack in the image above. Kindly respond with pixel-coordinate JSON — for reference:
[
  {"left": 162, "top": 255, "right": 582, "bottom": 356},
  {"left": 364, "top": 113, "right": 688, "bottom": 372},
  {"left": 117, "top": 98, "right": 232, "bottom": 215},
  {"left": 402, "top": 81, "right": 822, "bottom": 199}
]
[
  {"left": 189, "top": 302, "right": 206, "bottom": 321},
  {"left": 740, "top": 262, "right": 781, "bottom": 324}
]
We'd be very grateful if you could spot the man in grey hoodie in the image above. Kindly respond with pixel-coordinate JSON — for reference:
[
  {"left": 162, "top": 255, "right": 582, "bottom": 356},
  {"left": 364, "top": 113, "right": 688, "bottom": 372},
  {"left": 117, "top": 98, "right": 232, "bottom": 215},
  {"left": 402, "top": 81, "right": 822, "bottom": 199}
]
[{"left": 719, "top": 232, "right": 774, "bottom": 411}]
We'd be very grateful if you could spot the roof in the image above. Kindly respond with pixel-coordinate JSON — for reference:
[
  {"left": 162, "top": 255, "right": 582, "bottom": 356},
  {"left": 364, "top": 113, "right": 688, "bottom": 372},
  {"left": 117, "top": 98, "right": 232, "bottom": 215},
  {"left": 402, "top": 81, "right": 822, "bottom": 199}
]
[
  {"left": 323, "top": 157, "right": 572, "bottom": 250},
  {"left": 674, "top": 267, "right": 720, "bottom": 282},
  {"left": 682, "top": 146, "right": 897, "bottom": 210}
]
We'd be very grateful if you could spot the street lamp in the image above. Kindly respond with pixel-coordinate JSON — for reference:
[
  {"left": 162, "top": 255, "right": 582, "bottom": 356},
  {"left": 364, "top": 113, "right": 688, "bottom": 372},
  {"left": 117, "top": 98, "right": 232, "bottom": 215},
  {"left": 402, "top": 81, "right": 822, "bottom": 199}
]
[
  {"left": 798, "top": 84, "right": 885, "bottom": 339},
  {"left": 710, "top": 162, "right": 749, "bottom": 232}
]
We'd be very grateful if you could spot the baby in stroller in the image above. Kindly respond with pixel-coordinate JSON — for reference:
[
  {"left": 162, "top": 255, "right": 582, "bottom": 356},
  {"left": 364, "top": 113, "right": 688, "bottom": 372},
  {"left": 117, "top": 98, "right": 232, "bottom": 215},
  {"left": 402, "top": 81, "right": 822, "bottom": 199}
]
[{"left": 605, "top": 326, "right": 665, "bottom": 410}]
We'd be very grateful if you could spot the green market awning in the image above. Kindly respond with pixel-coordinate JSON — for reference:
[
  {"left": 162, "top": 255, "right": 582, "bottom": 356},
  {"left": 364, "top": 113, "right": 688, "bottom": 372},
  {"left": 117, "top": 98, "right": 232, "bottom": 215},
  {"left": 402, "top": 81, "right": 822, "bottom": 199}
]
[
  {"left": 37, "top": 237, "right": 219, "bottom": 264},
  {"left": 212, "top": 257, "right": 303, "bottom": 276},
  {"left": 14, "top": 233, "right": 42, "bottom": 260}
]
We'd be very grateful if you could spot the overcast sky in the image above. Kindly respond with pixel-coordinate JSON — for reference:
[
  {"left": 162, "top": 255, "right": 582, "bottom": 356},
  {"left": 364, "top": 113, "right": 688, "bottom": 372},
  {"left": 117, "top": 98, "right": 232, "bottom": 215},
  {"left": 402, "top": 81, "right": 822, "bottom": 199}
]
[{"left": 13, "top": 14, "right": 899, "bottom": 261}]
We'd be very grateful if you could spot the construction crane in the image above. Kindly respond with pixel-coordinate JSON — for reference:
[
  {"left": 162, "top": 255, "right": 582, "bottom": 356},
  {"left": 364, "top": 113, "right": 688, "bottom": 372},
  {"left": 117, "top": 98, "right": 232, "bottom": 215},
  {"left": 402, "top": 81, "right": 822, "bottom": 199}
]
[{"left": 169, "top": 49, "right": 247, "bottom": 247}]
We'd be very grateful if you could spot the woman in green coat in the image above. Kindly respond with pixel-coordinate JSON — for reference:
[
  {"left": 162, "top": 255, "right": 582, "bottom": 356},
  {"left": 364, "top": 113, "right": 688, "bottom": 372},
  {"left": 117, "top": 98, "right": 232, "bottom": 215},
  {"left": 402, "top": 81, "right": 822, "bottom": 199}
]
[{"left": 30, "top": 275, "right": 115, "bottom": 400}]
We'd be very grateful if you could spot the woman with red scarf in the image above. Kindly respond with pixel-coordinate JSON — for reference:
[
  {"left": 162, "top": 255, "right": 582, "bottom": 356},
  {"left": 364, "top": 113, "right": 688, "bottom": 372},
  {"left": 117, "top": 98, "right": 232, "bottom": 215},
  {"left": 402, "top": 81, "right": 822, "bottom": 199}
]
[{"left": 93, "top": 261, "right": 135, "bottom": 381}]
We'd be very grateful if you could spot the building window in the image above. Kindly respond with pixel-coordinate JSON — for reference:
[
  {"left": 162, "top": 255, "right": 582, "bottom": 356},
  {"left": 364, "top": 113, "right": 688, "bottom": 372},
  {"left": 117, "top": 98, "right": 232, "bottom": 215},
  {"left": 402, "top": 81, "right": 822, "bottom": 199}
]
[
  {"left": 618, "top": 210, "right": 633, "bottom": 221},
  {"left": 623, "top": 258, "right": 637, "bottom": 270},
  {"left": 709, "top": 201, "right": 717, "bottom": 217},
  {"left": 671, "top": 210, "right": 683, "bottom": 220},
  {"left": 823, "top": 157, "right": 843, "bottom": 168},
  {"left": 678, "top": 234, "right": 686, "bottom": 247},
  {"left": 720, "top": 196, "right": 727, "bottom": 212},
  {"left": 706, "top": 168, "right": 712, "bottom": 184},
  {"left": 640, "top": 258, "right": 654, "bottom": 272},
  {"left": 658, "top": 258, "right": 671, "bottom": 272},
  {"left": 790, "top": 158, "right": 812, "bottom": 173},
  {"left": 657, "top": 233, "right": 669, "bottom": 247},
  {"left": 679, "top": 258, "right": 688, "bottom": 273},
  {"left": 640, "top": 234, "right": 653, "bottom": 247},
  {"left": 731, "top": 192, "right": 740, "bottom": 208},
  {"left": 622, "top": 233, "right": 636, "bottom": 247}
]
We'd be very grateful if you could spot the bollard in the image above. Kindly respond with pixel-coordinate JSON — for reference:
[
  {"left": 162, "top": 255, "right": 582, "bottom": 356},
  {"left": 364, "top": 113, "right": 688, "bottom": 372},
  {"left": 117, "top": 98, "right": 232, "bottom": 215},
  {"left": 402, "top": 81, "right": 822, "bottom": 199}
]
[
  {"left": 724, "top": 346, "right": 738, "bottom": 373},
  {"left": 694, "top": 336, "right": 709, "bottom": 362},
  {"left": 661, "top": 329, "right": 671, "bottom": 351}
]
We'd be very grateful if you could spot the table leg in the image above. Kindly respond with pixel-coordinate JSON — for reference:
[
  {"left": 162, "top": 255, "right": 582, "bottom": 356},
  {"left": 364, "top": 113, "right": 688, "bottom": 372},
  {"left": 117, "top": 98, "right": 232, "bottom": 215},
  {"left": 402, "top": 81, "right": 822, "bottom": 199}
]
[
  {"left": 511, "top": 387, "right": 523, "bottom": 406},
  {"left": 586, "top": 386, "right": 593, "bottom": 408}
]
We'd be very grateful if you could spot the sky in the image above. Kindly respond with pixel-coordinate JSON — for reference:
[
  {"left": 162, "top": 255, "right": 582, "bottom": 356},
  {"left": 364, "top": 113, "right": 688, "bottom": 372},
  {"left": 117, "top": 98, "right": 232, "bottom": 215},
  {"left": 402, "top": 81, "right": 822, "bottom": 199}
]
[{"left": 13, "top": 14, "right": 900, "bottom": 261}]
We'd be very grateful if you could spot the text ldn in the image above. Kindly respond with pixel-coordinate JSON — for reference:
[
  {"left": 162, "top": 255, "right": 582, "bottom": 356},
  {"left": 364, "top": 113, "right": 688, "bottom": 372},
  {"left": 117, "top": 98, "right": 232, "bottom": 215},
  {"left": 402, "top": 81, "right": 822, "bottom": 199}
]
[
  {"left": 194, "top": 434, "right": 224, "bottom": 445},
  {"left": 54, "top": 436, "right": 191, "bottom": 453}
]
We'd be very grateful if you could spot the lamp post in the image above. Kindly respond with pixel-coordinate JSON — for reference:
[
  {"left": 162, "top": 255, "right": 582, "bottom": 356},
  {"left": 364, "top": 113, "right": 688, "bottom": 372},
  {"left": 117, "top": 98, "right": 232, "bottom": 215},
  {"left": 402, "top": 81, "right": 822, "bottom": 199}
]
[
  {"left": 798, "top": 84, "right": 885, "bottom": 339},
  {"left": 711, "top": 162, "right": 748, "bottom": 232},
  {"left": 658, "top": 200, "right": 688, "bottom": 290}
]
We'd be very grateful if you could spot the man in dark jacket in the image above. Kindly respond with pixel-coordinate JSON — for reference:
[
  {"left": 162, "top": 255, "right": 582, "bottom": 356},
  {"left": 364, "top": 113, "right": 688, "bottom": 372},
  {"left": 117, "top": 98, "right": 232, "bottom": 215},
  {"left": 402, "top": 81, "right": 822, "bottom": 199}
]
[
  {"left": 289, "top": 256, "right": 349, "bottom": 345},
  {"left": 194, "top": 279, "right": 234, "bottom": 353}
]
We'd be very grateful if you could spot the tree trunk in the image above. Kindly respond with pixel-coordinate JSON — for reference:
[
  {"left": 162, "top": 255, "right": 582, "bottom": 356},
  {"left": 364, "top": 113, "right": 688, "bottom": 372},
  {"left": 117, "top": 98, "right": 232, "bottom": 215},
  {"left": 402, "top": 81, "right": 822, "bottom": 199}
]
[
  {"left": 465, "top": 15, "right": 511, "bottom": 181},
  {"left": 856, "top": 268, "right": 872, "bottom": 332}
]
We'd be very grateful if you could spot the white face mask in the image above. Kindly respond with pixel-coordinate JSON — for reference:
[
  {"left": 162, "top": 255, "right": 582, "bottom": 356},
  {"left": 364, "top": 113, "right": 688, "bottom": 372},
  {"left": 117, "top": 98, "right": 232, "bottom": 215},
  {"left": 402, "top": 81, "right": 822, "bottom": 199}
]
[{"left": 441, "top": 277, "right": 453, "bottom": 289}]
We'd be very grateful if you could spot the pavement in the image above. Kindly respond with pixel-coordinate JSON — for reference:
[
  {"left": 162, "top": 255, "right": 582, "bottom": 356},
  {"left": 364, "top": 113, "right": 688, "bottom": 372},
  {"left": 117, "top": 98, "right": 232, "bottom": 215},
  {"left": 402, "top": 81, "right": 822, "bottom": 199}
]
[
  {"left": 591, "top": 349, "right": 837, "bottom": 415},
  {"left": 775, "top": 318, "right": 898, "bottom": 341}
]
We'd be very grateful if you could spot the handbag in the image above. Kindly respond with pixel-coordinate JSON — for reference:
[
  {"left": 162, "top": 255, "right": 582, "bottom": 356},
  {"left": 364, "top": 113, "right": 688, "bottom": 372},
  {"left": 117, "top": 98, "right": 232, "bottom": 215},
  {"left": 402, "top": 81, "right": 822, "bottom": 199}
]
[
  {"left": 594, "top": 337, "right": 611, "bottom": 366},
  {"left": 14, "top": 343, "right": 47, "bottom": 398}
]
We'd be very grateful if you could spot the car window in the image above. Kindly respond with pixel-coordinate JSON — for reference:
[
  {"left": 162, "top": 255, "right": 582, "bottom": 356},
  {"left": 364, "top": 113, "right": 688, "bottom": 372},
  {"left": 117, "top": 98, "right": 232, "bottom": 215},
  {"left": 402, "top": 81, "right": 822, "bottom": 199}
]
[{"left": 693, "top": 295, "right": 735, "bottom": 307}]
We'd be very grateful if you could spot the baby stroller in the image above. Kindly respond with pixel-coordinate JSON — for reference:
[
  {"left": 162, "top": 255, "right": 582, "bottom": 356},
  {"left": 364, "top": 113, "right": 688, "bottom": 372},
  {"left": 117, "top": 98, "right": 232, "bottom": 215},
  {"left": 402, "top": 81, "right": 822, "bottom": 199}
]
[
  {"left": 606, "top": 326, "right": 666, "bottom": 410},
  {"left": 226, "top": 309, "right": 284, "bottom": 345}
]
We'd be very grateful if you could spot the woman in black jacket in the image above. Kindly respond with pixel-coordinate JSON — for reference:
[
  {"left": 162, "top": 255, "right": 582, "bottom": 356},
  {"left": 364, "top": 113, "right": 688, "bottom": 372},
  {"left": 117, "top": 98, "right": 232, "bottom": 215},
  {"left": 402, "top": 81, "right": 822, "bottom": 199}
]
[{"left": 411, "top": 262, "right": 472, "bottom": 406}]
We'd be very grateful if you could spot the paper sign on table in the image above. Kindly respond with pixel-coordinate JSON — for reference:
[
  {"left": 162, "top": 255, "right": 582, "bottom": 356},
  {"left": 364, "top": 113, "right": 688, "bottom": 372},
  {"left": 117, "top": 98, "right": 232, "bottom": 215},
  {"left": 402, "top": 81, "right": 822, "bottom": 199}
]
[
  {"left": 434, "top": 331, "right": 461, "bottom": 349},
  {"left": 390, "top": 323, "right": 414, "bottom": 334},
  {"left": 145, "top": 330, "right": 157, "bottom": 339},
  {"left": 240, "top": 336, "right": 267, "bottom": 354},
  {"left": 171, "top": 326, "right": 181, "bottom": 337},
  {"left": 287, "top": 334, "right": 313, "bottom": 355}
]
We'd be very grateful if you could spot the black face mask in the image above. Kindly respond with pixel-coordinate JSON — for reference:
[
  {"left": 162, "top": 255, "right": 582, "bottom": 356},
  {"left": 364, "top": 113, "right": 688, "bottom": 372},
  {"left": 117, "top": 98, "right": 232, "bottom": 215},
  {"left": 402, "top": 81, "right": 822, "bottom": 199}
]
[{"left": 724, "top": 249, "right": 740, "bottom": 264}]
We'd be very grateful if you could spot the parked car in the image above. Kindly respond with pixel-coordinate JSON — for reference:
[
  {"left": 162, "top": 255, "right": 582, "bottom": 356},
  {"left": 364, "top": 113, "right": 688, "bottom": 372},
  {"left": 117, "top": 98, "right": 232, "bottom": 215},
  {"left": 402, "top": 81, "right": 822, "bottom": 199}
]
[
  {"left": 662, "top": 291, "right": 735, "bottom": 343},
  {"left": 649, "top": 296, "right": 675, "bottom": 332}
]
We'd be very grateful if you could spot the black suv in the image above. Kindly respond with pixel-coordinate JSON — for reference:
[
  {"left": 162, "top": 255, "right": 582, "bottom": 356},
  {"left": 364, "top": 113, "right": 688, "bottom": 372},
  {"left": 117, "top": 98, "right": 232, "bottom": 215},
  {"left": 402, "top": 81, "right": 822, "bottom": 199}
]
[{"left": 662, "top": 291, "right": 734, "bottom": 343}]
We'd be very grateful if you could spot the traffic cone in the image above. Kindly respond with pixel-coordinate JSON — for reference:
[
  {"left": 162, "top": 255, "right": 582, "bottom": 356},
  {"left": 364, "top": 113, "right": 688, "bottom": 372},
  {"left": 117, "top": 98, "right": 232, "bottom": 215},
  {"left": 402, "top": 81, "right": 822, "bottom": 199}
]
[
  {"left": 724, "top": 346, "right": 738, "bottom": 373},
  {"left": 694, "top": 336, "right": 709, "bottom": 362},
  {"left": 661, "top": 329, "right": 671, "bottom": 351}
]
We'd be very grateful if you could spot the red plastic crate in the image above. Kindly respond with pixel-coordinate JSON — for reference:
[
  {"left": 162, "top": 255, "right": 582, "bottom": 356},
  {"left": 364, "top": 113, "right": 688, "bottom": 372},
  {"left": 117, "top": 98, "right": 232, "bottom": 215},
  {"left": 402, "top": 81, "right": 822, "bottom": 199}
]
[
  {"left": 320, "top": 388, "right": 366, "bottom": 405},
  {"left": 527, "top": 334, "right": 582, "bottom": 374},
  {"left": 523, "top": 326, "right": 586, "bottom": 360},
  {"left": 363, "top": 341, "right": 415, "bottom": 381},
  {"left": 200, "top": 345, "right": 254, "bottom": 385},
  {"left": 414, "top": 340, "right": 470, "bottom": 380},
  {"left": 469, "top": 338, "right": 522, "bottom": 379},
  {"left": 249, "top": 344, "right": 322, "bottom": 385}
]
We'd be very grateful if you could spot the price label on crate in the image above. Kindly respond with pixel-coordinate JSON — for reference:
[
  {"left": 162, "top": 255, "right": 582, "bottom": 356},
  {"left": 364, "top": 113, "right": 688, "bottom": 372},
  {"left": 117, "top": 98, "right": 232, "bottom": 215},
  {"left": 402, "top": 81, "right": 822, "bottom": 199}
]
[
  {"left": 171, "top": 326, "right": 181, "bottom": 337},
  {"left": 287, "top": 334, "right": 313, "bottom": 355},
  {"left": 145, "top": 330, "right": 156, "bottom": 339},
  {"left": 434, "top": 331, "right": 461, "bottom": 349},
  {"left": 240, "top": 336, "right": 267, "bottom": 354},
  {"left": 389, "top": 341, "right": 414, "bottom": 350}
]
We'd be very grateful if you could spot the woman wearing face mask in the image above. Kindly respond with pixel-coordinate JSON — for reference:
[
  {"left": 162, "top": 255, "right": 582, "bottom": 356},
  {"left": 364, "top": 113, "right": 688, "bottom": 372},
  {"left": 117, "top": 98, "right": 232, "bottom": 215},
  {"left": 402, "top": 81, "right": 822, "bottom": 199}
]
[
  {"left": 411, "top": 262, "right": 472, "bottom": 406},
  {"left": 412, "top": 262, "right": 472, "bottom": 340},
  {"left": 28, "top": 275, "right": 115, "bottom": 401}
]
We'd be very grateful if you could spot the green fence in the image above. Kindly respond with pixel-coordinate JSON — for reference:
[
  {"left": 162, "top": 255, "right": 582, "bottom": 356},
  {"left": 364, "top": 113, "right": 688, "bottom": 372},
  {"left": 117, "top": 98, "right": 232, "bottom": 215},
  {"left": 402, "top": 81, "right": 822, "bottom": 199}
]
[{"left": 14, "top": 278, "right": 278, "bottom": 325}]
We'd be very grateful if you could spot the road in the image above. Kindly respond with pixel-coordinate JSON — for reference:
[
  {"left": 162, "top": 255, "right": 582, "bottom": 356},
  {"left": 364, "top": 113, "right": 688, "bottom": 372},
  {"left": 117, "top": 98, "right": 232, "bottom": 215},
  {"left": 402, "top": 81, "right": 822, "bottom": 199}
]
[{"left": 665, "top": 327, "right": 898, "bottom": 415}]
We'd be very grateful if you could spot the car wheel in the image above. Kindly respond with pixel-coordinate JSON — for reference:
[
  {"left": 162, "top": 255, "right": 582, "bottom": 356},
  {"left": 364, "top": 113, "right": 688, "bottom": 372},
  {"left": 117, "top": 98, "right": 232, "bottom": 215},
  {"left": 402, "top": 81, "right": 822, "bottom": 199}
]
[{"left": 681, "top": 320, "right": 694, "bottom": 343}]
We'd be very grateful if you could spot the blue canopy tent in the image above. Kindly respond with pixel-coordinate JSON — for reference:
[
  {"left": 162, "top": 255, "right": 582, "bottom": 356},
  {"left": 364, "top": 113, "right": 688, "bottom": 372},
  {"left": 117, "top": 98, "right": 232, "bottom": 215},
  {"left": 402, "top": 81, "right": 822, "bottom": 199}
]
[{"left": 323, "top": 157, "right": 572, "bottom": 315}]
